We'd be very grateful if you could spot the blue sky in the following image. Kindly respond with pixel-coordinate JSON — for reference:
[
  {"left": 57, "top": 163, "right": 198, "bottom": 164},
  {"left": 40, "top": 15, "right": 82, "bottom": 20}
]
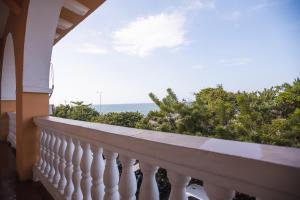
[{"left": 51, "top": 0, "right": 300, "bottom": 105}]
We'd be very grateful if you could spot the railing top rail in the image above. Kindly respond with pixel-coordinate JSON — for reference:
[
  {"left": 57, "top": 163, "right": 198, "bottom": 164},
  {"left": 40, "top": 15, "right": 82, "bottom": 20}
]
[
  {"left": 34, "top": 116, "right": 300, "bottom": 199},
  {"left": 34, "top": 116, "right": 300, "bottom": 167}
]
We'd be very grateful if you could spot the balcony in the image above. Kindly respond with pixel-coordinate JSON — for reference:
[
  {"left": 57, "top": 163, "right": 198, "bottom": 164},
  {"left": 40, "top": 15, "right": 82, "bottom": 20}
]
[
  {"left": 0, "top": 1, "right": 300, "bottom": 200},
  {"left": 4, "top": 112, "right": 300, "bottom": 200}
]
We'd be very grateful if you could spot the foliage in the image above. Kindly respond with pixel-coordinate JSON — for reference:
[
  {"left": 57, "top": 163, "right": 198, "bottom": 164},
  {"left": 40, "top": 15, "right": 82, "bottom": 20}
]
[
  {"left": 53, "top": 102, "right": 143, "bottom": 128},
  {"left": 95, "top": 112, "right": 143, "bottom": 128},
  {"left": 138, "top": 78, "right": 300, "bottom": 148},
  {"left": 52, "top": 101, "right": 99, "bottom": 121}
]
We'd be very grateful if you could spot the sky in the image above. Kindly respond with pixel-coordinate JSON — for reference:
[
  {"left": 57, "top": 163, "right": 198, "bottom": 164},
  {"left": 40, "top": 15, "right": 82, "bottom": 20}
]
[{"left": 50, "top": 0, "right": 300, "bottom": 105}]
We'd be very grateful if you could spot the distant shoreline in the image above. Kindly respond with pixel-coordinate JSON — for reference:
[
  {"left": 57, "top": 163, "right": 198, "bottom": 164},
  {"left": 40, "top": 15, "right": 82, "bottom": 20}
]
[{"left": 92, "top": 103, "right": 158, "bottom": 115}]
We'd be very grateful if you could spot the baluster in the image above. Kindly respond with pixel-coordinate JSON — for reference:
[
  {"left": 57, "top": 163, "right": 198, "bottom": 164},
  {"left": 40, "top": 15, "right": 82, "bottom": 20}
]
[
  {"left": 46, "top": 131, "right": 54, "bottom": 177},
  {"left": 168, "top": 171, "right": 191, "bottom": 200},
  {"left": 33, "top": 130, "right": 44, "bottom": 181},
  {"left": 72, "top": 138, "right": 83, "bottom": 200},
  {"left": 103, "top": 150, "right": 119, "bottom": 200},
  {"left": 119, "top": 155, "right": 137, "bottom": 200},
  {"left": 45, "top": 131, "right": 53, "bottom": 176},
  {"left": 58, "top": 134, "right": 67, "bottom": 194},
  {"left": 40, "top": 130, "right": 47, "bottom": 173},
  {"left": 37, "top": 130, "right": 45, "bottom": 170},
  {"left": 52, "top": 132, "right": 61, "bottom": 187},
  {"left": 204, "top": 182, "right": 235, "bottom": 200},
  {"left": 64, "top": 136, "right": 74, "bottom": 199},
  {"left": 139, "top": 161, "right": 159, "bottom": 200},
  {"left": 43, "top": 130, "right": 51, "bottom": 175},
  {"left": 91, "top": 144, "right": 105, "bottom": 200},
  {"left": 48, "top": 132, "right": 56, "bottom": 180},
  {"left": 80, "top": 142, "right": 92, "bottom": 200}
]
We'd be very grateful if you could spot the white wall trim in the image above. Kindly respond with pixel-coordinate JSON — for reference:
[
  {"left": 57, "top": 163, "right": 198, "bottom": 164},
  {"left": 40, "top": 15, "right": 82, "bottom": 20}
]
[
  {"left": 23, "top": 85, "right": 53, "bottom": 94},
  {"left": 1, "top": 95, "right": 16, "bottom": 101},
  {"left": 23, "top": 0, "right": 64, "bottom": 94}
]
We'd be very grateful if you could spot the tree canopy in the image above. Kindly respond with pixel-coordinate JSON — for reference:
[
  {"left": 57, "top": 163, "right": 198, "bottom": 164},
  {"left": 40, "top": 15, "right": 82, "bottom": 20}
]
[{"left": 137, "top": 78, "right": 300, "bottom": 148}]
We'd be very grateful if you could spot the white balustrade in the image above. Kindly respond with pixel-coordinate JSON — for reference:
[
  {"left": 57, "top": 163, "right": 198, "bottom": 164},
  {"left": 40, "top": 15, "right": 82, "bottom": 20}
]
[
  {"left": 64, "top": 136, "right": 74, "bottom": 199},
  {"left": 44, "top": 130, "right": 51, "bottom": 176},
  {"left": 139, "top": 161, "right": 159, "bottom": 200},
  {"left": 53, "top": 132, "right": 61, "bottom": 186},
  {"left": 168, "top": 171, "right": 191, "bottom": 200},
  {"left": 72, "top": 138, "right": 83, "bottom": 200},
  {"left": 103, "top": 150, "right": 119, "bottom": 200},
  {"left": 32, "top": 116, "right": 300, "bottom": 200},
  {"left": 80, "top": 142, "right": 92, "bottom": 200},
  {"left": 91, "top": 144, "right": 105, "bottom": 200},
  {"left": 119, "top": 155, "right": 137, "bottom": 200},
  {"left": 41, "top": 129, "right": 48, "bottom": 174},
  {"left": 48, "top": 131, "right": 56, "bottom": 180},
  {"left": 7, "top": 112, "right": 16, "bottom": 148},
  {"left": 37, "top": 130, "right": 45, "bottom": 170},
  {"left": 33, "top": 130, "right": 45, "bottom": 181},
  {"left": 58, "top": 134, "right": 67, "bottom": 194}
]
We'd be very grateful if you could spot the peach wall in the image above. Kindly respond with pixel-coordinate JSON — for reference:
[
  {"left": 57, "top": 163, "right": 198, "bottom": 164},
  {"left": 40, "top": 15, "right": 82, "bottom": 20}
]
[{"left": 17, "top": 92, "right": 48, "bottom": 180}]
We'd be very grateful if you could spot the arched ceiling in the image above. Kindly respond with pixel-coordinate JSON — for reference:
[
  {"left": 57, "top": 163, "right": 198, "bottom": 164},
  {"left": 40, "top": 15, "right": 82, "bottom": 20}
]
[
  {"left": 54, "top": 0, "right": 105, "bottom": 44},
  {"left": 0, "top": 1, "right": 9, "bottom": 39},
  {"left": 0, "top": 0, "right": 105, "bottom": 44}
]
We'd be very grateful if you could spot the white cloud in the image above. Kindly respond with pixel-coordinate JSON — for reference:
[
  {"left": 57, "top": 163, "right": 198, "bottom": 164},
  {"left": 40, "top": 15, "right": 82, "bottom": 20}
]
[
  {"left": 77, "top": 43, "right": 108, "bottom": 55},
  {"left": 184, "top": 0, "right": 215, "bottom": 12},
  {"left": 111, "top": 0, "right": 216, "bottom": 57},
  {"left": 223, "top": 10, "right": 241, "bottom": 21},
  {"left": 191, "top": 64, "right": 206, "bottom": 70},
  {"left": 249, "top": 3, "right": 267, "bottom": 12},
  {"left": 219, "top": 58, "right": 251, "bottom": 66},
  {"left": 249, "top": 1, "right": 278, "bottom": 12},
  {"left": 112, "top": 13, "right": 186, "bottom": 57}
]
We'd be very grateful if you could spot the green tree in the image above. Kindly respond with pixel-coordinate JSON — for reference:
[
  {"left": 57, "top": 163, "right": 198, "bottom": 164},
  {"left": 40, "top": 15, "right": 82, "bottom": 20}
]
[
  {"left": 138, "top": 78, "right": 300, "bottom": 147},
  {"left": 95, "top": 112, "right": 143, "bottom": 128},
  {"left": 53, "top": 101, "right": 99, "bottom": 121}
]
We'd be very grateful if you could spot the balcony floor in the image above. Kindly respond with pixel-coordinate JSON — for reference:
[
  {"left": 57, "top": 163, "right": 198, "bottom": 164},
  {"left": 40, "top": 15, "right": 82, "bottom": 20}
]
[{"left": 0, "top": 141, "right": 53, "bottom": 200}]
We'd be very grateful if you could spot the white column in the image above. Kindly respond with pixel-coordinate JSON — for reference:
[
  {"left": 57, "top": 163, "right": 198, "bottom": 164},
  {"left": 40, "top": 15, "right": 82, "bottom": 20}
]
[
  {"left": 52, "top": 132, "right": 61, "bottom": 187},
  {"left": 103, "top": 150, "right": 120, "bottom": 200},
  {"left": 64, "top": 136, "right": 74, "bottom": 199},
  {"left": 139, "top": 161, "right": 159, "bottom": 200},
  {"left": 204, "top": 182, "right": 235, "bottom": 200},
  {"left": 48, "top": 132, "right": 56, "bottom": 181},
  {"left": 91, "top": 144, "right": 105, "bottom": 200},
  {"left": 80, "top": 142, "right": 92, "bottom": 200},
  {"left": 119, "top": 155, "right": 137, "bottom": 200},
  {"left": 168, "top": 171, "right": 191, "bottom": 200},
  {"left": 58, "top": 134, "right": 67, "bottom": 194},
  {"left": 72, "top": 138, "right": 83, "bottom": 200},
  {"left": 23, "top": 0, "right": 64, "bottom": 93}
]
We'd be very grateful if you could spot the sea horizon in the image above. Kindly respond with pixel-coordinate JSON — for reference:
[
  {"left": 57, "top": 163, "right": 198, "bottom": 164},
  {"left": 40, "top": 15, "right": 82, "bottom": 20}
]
[{"left": 92, "top": 102, "right": 158, "bottom": 115}]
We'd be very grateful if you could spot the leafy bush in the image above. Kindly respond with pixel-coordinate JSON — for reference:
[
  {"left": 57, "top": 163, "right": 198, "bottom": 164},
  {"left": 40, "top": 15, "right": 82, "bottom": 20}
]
[
  {"left": 52, "top": 101, "right": 99, "bottom": 121},
  {"left": 95, "top": 112, "right": 143, "bottom": 128}
]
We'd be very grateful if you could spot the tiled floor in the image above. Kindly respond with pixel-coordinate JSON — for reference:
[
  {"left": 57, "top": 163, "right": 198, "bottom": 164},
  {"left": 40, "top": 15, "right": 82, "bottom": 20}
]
[{"left": 0, "top": 141, "right": 53, "bottom": 200}]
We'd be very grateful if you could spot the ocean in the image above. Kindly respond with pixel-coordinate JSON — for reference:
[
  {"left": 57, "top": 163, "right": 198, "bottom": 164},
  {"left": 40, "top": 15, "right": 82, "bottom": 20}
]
[{"left": 92, "top": 103, "right": 158, "bottom": 115}]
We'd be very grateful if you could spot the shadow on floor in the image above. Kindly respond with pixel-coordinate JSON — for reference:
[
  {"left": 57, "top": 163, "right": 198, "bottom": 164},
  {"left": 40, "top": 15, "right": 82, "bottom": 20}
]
[{"left": 0, "top": 141, "right": 53, "bottom": 200}]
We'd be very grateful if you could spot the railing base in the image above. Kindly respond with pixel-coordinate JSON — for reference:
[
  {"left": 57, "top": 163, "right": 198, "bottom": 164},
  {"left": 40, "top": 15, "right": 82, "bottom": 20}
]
[{"left": 33, "top": 166, "right": 64, "bottom": 200}]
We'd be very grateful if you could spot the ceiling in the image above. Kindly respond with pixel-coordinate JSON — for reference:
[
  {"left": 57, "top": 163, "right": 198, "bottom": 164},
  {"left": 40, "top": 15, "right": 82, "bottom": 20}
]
[
  {"left": 0, "top": 0, "right": 105, "bottom": 44},
  {"left": 54, "top": 0, "right": 105, "bottom": 44},
  {"left": 0, "top": 1, "right": 9, "bottom": 39}
]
